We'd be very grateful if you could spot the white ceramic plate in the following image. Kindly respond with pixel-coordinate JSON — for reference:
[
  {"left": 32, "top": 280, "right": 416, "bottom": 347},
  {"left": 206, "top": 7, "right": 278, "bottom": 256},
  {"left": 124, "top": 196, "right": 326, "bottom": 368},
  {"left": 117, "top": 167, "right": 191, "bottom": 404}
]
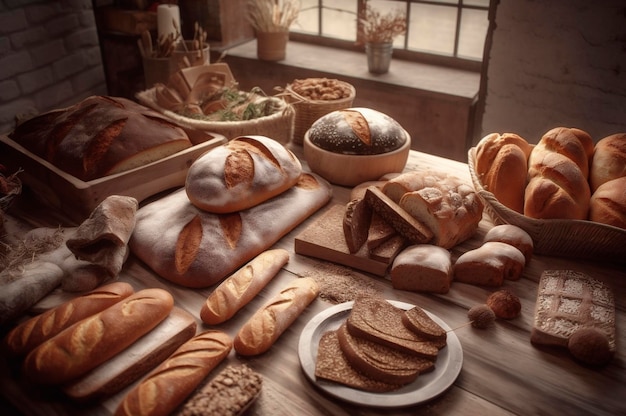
[{"left": 298, "top": 300, "right": 463, "bottom": 408}]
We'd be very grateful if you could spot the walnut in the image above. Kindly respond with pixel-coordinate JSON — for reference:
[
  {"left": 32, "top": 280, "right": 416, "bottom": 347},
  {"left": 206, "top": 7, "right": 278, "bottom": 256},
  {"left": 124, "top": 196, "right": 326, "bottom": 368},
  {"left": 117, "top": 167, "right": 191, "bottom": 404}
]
[
  {"left": 467, "top": 304, "right": 496, "bottom": 329},
  {"left": 486, "top": 289, "right": 521, "bottom": 319},
  {"left": 568, "top": 327, "right": 613, "bottom": 366}
]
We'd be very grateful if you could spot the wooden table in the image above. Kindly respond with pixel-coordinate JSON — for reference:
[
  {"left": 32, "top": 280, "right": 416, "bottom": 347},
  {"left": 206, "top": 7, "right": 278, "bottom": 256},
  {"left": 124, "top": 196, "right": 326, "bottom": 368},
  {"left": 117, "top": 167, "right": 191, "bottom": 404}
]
[{"left": 1, "top": 148, "right": 624, "bottom": 416}]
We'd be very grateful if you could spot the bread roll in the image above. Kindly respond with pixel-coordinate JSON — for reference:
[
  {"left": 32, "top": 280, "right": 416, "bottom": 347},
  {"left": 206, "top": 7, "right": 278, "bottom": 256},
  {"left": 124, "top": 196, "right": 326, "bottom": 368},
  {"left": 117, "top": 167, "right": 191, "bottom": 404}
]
[
  {"left": 453, "top": 242, "right": 525, "bottom": 287},
  {"left": 8, "top": 95, "right": 192, "bottom": 181},
  {"left": 22, "top": 288, "right": 174, "bottom": 385},
  {"left": 307, "top": 107, "right": 408, "bottom": 155},
  {"left": 589, "top": 177, "right": 626, "bottom": 229},
  {"left": 524, "top": 127, "right": 593, "bottom": 220},
  {"left": 200, "top": 249, "right": 289, "bottom": 325},
  {"left": 4, "top": 282, "right": 134, "bottom": 357},
  {"left": 233, "top": 277, "right": 319, "bottom": 356},
  {"left": 483, "top": 224, "right": 533, "bottom": 265},
  {"left": 390, "top": 244, "right": 452, "bottom": 294},
  {"left": 474, "top": 133, "right": 532, "bottom": 213},
  {"left": 185, "top": 136, "right": 302, "bottom": 213},
  {"left": 115, "top": 330, "right": 232, "bottom": 416},
  {"left": 590, "top": 133, "right": 626, "bottom": 192}
]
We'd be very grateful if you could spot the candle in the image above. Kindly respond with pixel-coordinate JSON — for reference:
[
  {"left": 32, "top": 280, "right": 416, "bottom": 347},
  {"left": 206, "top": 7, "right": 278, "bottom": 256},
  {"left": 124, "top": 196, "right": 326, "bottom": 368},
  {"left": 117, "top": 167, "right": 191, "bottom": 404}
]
[{"left": 157, "top": 4, "right": 181, "bottom": 41}]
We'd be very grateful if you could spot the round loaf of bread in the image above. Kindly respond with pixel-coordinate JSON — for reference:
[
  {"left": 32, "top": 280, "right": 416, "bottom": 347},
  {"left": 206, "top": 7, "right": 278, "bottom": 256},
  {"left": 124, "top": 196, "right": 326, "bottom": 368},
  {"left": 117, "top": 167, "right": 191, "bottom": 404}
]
[
  {"left": 589, "top": 176, "right": 626, "bottom": 229},
  {"left": 590, "top": 133, "right": 626, "bottom": 192},
  {"left": 483, "top": 224, "right": 533, "bottom": 265},
  {"left": 185, "top": 135, "right": 302, "bottom": 213},
  {"left": 307, "top": 107, "right": 408, "bottom": 155}
]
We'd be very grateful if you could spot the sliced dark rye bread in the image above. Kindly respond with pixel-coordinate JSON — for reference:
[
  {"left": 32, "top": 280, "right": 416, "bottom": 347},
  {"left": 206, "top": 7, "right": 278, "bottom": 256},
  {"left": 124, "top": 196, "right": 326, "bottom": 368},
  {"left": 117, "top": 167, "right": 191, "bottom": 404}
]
[
  {"left": 336, "top": 323, "right": 434, "bottom": 385},
  {"left": 402, "top": 306, "right": 448, "bottom": 349},
  {"left": 314, "top": 330, "right": 401, "bottom": 393},
  {"left": 343, "top": 198, "right": 372, "bottom": 253},
  {"left": 346, "top": 297, "right": 439, "bottom": 359}
]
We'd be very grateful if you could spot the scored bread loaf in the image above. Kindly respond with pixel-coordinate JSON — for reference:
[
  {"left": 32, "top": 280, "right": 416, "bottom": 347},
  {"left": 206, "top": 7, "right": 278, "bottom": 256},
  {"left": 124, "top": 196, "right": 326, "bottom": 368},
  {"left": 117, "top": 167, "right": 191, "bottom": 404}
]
[
  {"left": 474, "top": 133, "right": 532, "bottom": 213},
  {"left": 233, "top": 277, "right": 319, "bottom": 356},
  {"left": 185, "top": 136, "right": 302, "bottom": 213},
  {"left": 390, "top": 244, "right": 452, "bottom": 294},
  {"left": 524, "top": 127, "right": 594, "bottom": 220},
  {"left": 589, "top": 133, "right": 626, "bottom": 192},
  {"left": 3, "top": 282, "right": 134, "bottom": 357},
  {"left": 483, "top": 224, "right": 533, "bottom": 265},
  {"left": 9, "top": 95, "right": 193, "bottom": 181},
  {"left": 200, "top": 249, "right": 289, "bottom": 325},
  {"left": 129, "top": 173, "right": 332, "bottom": 288},
  {"left": 22, "top": 288, "right": 174, "bottom": 385},
  {"left": 589, "top": 176, "right": 626, "bottom": 229},
  {"left": 453, "top": 242, "right": 525, "bottom": 287},
  {"left": 115, "top": 330, "right": 232, "bottom": 416}
]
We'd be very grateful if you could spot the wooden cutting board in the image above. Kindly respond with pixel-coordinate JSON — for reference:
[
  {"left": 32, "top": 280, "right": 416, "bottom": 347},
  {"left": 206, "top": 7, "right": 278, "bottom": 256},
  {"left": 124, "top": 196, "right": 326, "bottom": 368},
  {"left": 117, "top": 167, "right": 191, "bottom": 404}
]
[
  {"left": 294, "top": 204, "right": 405, "bottom": 277},
  {"left": 63, "top": 307, "right": 197, "bottom": 402}
]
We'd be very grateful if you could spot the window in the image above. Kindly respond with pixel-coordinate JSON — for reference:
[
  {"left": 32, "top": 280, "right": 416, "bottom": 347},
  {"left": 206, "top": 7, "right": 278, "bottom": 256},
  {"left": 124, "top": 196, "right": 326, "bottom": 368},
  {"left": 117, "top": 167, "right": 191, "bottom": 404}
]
[{"left": 290, "top": 0, "right": 490, "bottom": 70}]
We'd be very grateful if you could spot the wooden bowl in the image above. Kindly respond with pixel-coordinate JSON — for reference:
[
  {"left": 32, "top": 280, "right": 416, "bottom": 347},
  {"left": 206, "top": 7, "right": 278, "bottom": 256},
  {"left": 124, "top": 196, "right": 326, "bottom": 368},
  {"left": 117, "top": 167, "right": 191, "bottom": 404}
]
[{"left": 303, "top": 130, "right": 410, "bottom": 187}]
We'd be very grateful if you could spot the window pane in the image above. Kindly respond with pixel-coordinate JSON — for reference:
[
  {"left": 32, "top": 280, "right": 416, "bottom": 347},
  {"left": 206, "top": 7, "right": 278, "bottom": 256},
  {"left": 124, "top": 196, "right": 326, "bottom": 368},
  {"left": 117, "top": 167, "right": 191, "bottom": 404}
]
[
  {"left": 294, "top": 0, "right": 320, "bottom": 34},
  {"left": 321, "top": 0, "right": 357, "bottom": 41},
  {"left": 408, "top": 3, "right": 456, "bottom": 56},
  {"left": 457, "top": 8, "right": 488, "bottom": 60},
  {"left": 464, "top": 0, "right": 490, "bottom": 7},
  {"left": 363, "top": 0, "right": 407, "bottom": 46}
]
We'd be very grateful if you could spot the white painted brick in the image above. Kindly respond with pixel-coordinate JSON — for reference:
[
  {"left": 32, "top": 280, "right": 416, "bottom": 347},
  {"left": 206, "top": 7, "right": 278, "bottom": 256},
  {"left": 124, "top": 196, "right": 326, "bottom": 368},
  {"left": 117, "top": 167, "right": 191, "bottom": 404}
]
[
  {"left": 10, "top": 26, "right": 47, "bottom": 49},
  {"left": 0, "top": 8, "right": 28, "bottom": 34},
  {"left": 18, "top": 66, "right": 54, "bottom": 94},
  {"left": 0, "top": 50, "right": 33, "bottom": 80},
  {"left": 45, "top": 13, "right": 80, "bottom": 37},
  {"left": 29, "top": 39, "right": 66, "bottom": 68},
  {"left": 72, "top": 65, "right": 106, "bottom": 94},
  {"left": 34, "top": 79, "right": 73, "bottom": 110},
  {"left": 25, "top": 2, "right": 61, "bottom": 24},
  {"left": 0, "top": 79, "right": 20, "bottom": 101}
]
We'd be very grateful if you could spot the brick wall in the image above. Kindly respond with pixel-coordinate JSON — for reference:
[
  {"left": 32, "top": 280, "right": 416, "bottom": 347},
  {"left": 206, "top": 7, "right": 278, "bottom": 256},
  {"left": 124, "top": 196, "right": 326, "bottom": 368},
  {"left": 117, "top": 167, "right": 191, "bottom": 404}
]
[
  {"left": 0, "top": 0, "right": 107, "bottom": 134},
  {"left": 480, "top": 0, "right": 626, "bottom": 144}
]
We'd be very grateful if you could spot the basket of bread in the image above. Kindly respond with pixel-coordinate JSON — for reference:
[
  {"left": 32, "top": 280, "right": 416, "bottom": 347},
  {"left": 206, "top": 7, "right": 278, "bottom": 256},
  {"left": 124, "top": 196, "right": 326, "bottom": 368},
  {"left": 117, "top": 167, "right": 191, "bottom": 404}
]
[
  {"left": 468, "top": 127, "right": 626, "bottom": 261},
  {"left": 280, "top": 77, "right": 356, "bottom": 144},
  {"left": 136, "top": 63, "right": 295, "bottom": 144}
]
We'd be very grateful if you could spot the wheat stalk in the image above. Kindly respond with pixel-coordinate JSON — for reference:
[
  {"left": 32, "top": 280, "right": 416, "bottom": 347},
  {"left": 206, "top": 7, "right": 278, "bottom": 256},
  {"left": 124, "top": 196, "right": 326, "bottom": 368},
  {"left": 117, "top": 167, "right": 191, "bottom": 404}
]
[{"left": 246, "top": 0, "right": 301, "bottom": 32}]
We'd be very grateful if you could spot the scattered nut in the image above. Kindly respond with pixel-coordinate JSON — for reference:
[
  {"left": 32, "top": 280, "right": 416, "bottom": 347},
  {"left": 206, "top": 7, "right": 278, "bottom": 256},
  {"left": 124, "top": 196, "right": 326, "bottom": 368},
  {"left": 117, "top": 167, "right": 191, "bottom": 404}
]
[
  {"left": 486, "top": 289, "right": 521, "bottom": 319},
  {"left": 568, "top": 327, "right": 613, "bottom": 366},
  {"left": 468, "top": 304, "right": 496, "bottom": 329}
]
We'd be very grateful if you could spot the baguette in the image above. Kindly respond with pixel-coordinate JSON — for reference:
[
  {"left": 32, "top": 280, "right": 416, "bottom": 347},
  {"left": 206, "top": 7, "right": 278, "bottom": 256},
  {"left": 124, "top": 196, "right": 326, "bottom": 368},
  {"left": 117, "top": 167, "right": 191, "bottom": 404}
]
[
  {"left": 4, "top": 282, "right": 134, "bottom": 357},
  {"left": 115, "top": 330, "right": 232, "bottom": 416},
  {"left": 22, "top": 288, "right": 174, "bottom": 385},
  {"left": 200, "top": 249, "right": 289, "bottom": 325},
  {"left": 233, "top": 277, "right": 319, "bottom": 356}
]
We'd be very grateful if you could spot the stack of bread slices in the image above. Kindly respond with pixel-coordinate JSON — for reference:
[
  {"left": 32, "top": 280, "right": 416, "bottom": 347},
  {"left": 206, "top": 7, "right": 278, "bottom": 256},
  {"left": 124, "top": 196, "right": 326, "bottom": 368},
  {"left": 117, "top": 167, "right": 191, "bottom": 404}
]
[{"left": 314, "top": 297, "right": 447, "bottom": 392}]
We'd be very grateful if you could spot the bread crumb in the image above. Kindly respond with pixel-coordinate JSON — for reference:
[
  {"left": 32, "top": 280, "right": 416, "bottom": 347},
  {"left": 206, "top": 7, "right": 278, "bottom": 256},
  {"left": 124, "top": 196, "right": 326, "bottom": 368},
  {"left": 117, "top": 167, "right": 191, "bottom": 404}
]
[{"left": 300, "top": 261, "right": 381, "bottom": 304}]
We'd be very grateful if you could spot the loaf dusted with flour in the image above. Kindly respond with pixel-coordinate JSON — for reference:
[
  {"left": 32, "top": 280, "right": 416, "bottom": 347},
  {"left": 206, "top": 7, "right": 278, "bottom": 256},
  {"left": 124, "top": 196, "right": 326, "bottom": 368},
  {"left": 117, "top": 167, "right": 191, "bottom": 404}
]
[
  {"left": 130, "top": 173, "right": 332, "bottom": 287},
  {"left": 115, "top": 330, "right": 232, "bottom": 416},
  {"left": 22, "top": 288, "right": 173, "bottom": 385},
  {"left": 200, "top": 249, "right": 289, "bottom": 324},
  {"left": 233, "top": 277, "right": 319, "bottom": 356},
  {"left": 185, "top": 136, "right": 302, "bottom": 213},
  {"left": 9, "top": 95, "right": 192, "bottom": 181},
  {"left": 4, "top": 282, "right": 134, "bottom": 357}
]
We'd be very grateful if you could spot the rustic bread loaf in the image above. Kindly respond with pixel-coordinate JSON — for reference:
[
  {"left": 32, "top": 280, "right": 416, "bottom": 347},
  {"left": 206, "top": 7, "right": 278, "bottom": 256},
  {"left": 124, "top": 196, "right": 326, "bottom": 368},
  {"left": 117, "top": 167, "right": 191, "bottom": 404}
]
[
  {"left": 483, "top": 224, "right": 533, "bottom": 265},
  {"left": 336, "top": 323, "right": 434, "bottom": 385},
  {"left": 129, "top": 173, "right": 332, "bottom": 288},
  {"left": 185, "top": 136, "right": 302, "bottom": 213},
  {"left": 346, "top": 297, "right": 439, "bottom": 359},
  {"left": 589, "top": 176, "right": 626, "bottom": 229},
  {"left": 589, "top": 133, "right": 626, "bottom": 192},
  {"left": 177, "top": 364, "right": 263, "bottom": 416},
  {"left": 390, "top": 244, "right": 452, "bottom": 294},
  {"left": 307, "top": 107, "right": 408, "bottom": 155},
  {"left": 22, "top": 288, "right": 173, "bottom": 385},
  {"left": 453, "top": 242, "right": 525, "bottom": 287},
  {"left": 233, "top": 277, "right": 319, "bottom": 356},
  {"left": 200, "top": 249, "right": 289, "bottom": 325},
  {"left": 524, "top": 127, "right": 594, "bottom": 220},
  {"left": 3, "top": 282, "right": 134, "bottom": 357},
  {"left": 9, "top": 95, "right": 193, "bottom": 181},
  {"left": 474, "top": 133, "right": 532, "bottom": 213},
  {"left": 115, "top": 330, "right": 232, "bottom": 416}
]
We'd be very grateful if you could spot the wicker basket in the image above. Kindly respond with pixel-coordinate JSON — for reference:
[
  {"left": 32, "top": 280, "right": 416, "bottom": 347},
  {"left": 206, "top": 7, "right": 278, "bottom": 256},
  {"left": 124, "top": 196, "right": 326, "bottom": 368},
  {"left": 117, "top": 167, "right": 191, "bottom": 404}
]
[
  {"left": 283, "top": 79, "right": 356, "bottom": 144},
  {"left": 467, "top": 147, "right": 626, "bottom": 262},
  {"left": 136, "top": 88, "right": 295, "bottom": 145}
]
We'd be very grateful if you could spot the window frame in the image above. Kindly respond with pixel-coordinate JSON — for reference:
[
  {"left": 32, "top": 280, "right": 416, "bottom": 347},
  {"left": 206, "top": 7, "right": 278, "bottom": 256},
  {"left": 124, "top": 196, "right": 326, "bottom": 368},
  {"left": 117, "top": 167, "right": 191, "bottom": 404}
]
[{"left": 289, "top": 0, "right": 489, "bottom": 72}]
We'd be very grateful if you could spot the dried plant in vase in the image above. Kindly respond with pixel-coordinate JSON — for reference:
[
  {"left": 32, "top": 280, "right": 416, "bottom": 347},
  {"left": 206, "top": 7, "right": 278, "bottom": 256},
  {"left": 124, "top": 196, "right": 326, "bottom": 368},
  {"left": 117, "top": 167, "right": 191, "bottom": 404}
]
[
  {"left": 358, "top": 1, "right": 407, "bottom": 73},
  {"left": 246, "top": 0, "right": 301, "bottom": 61}
]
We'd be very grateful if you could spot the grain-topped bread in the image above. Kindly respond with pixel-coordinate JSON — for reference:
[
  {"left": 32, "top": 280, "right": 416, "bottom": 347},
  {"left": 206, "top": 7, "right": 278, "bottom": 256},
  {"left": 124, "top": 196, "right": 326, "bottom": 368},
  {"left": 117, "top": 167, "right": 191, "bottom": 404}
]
[
  {"left": 307, "top": 107, "right": 408, "bottom": 155},
  {"left": 185, "top": 135, "right": 302, "bottom": 213},
  {"left": 9, "top": 95, "right": 193, "bottom": 181},
  {"left": 346, "top": 297, "right": 439, "bottom": 359}
]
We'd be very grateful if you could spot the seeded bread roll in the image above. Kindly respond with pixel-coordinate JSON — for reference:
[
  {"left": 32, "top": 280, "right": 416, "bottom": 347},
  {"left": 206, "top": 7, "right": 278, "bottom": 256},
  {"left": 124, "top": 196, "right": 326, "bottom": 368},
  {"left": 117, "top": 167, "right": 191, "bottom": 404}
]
[
  {"left": 307, "top": 107, "right": 408, "bottom": 155},
  {"left": 390, "top": 244, "right": 452, "bottom": 294},
  {"left": 22, "top": 288, "right": 174, "bottom": 385},
  {"left": 453, "top": 242, "right": 525, "bottom": 287},
  {"left": 185, "top": 136, "right": 302, "bottom": 213},
  {"left": 589, "top": 133, "right": 626, "bottom": 193},
  {"left": 524, "top": 127, "right": 594, "bottom": 220},
  {"left": 589, "top": 176, "right": 626, "bottom": 229},
  {"left": 9, "top": 95, "right": 193, "bottom": 181}
]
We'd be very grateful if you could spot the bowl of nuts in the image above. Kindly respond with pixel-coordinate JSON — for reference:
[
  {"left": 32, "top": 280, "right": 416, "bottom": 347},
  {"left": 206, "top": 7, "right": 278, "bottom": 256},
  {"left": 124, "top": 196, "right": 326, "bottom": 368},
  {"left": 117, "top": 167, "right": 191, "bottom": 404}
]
[{"left": 281, "top": 78, "right": 356, "bottom": 144}]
